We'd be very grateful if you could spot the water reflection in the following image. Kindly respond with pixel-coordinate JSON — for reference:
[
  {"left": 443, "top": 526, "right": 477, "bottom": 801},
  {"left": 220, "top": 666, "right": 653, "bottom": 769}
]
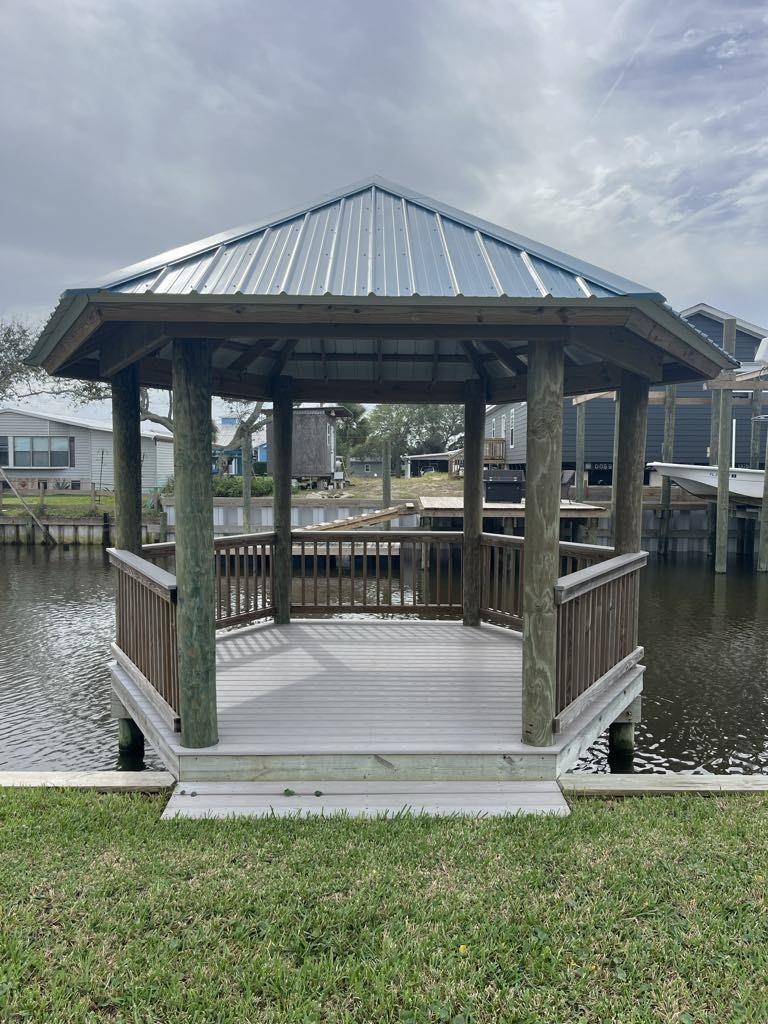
[{"left": 1, "top": 545, "right": 767, "bottom": 773}]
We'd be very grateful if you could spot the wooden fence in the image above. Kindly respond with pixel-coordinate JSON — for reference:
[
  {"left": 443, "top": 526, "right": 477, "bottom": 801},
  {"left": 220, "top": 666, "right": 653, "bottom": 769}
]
[{"left": 554, "top": 551, "right": 647, "bottom": 718}]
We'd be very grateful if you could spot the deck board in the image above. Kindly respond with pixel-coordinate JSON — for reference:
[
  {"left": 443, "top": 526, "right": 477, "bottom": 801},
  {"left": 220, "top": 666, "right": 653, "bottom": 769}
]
[
  {"left": 214, "top": 620, "right": 522, "bottom": 754},
  {"left": 162, "top": 779, "right": 570, "bottom": 818}
]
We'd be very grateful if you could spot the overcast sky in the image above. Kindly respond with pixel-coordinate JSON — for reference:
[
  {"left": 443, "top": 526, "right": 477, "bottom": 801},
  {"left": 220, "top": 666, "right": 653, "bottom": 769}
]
[{"left": 1, "top": 0, "right": 767, "bottom": 415}]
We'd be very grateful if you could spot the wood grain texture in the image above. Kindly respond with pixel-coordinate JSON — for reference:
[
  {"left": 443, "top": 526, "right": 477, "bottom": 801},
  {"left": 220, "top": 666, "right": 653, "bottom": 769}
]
[
  {"left": 0, "top": 770, "right": 174, "bottom": 791},
  {"left": 522, "top": 339, "right": 564, "bottom": 746},
  {"left": 613, "top": 372, "right": 649, "bottom": 554},
  {"left": 172, "top": 339, "right": 218, "bottom": 748},
  {"left": 111, "top": 365, "right": 143, "bottom": 554},
  {"left": 560, "top": 774, "right": 768, "bottom": 796},
  {"left": 272, "top": 378, "right": 293, "bottom": 623},
  {"left": 462, "top": 385, "right": 486, "bottom": 627}
]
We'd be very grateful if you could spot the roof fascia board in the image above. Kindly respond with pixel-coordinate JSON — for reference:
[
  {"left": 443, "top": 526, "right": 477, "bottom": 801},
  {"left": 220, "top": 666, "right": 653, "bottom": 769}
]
[{"left": 681, "top": 303, "right": 768, "bottom": 340}]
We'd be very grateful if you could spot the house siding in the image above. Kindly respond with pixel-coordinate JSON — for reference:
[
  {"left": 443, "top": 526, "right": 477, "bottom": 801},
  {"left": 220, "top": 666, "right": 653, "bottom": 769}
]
[{"left": 484, "top": 402, "right": 527, "bottom": 465}]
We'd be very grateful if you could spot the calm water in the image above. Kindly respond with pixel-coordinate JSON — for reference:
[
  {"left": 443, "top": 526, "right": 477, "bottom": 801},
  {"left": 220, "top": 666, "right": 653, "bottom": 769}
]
[{"left": 1, "top": 546, "right": 767, "bottom": 773}]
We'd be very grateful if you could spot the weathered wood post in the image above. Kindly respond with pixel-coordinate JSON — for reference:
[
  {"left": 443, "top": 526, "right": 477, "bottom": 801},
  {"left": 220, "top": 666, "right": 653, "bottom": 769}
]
[
  {"left": 382, "top": 439, "right": 392, "bottom": 531},
  {"left": 462, "top": 384, "right": 485, "bottom": 627},
  {"left": 575, "top": 400, "right": 586, "bottom": 503},
  {"left": 609, "top": 371, "right": 649, "bottom": 759},
  {"left": 745, "top": 390, "right": 762, "bottom": 555},
  {"left": 172, "top": 339, "right": 218, "bottom": 748},
  {"left": 759, "top": 422, "right": 768, "bottom": 572},
  {"left": 610, "top": 394, "right": 621, "bottom": 544},
  {"left": 658, "top": 384, "right": 677, "bottom": 557},
  {"left": 111, "top": 364, "right": 145, "bottom": 759},
  {"left": 522, "top": 339, "right": 564, "bottom": 746},
  {"left": 242, "top": 429, "right": 253, "bottom": 533},
  {"left": 272, "top": 378, "right": 293, "bottom": 624},
  {"left": 715, "top": 319, "right": 737, "bottom": 573},
  {"left": 707, "top": 379, "right": 720, "bottom": 557}
]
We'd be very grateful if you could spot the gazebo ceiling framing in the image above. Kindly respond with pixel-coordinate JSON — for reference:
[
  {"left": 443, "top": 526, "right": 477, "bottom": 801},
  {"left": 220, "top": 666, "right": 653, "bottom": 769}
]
[{"left": 30, "top": 177, "right": 736, "bottom": 400}]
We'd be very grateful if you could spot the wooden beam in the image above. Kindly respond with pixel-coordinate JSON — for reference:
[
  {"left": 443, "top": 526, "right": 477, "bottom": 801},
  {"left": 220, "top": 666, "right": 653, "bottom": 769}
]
[
  {"left": 269, "top": 339, "right": 298, "bottom": 379},
  {"left": 624, "top": 308, "right": 726, "bottom": 379},
  {"left": 477, "top": 338, "right": 529, "bottom": 375},
  {"left": 613, "top": 372, "right": 649, "bottom": 555},
  {"left": 462, "top": 384, "right": 485, "bottom": 627},
  {"left": 225, "top": 339, "right": 281, "bottom": 372},
  {"left": 569, "top": 328, "right": 663, "bottom": 380},
  {"left": 460, "top": 340, "right": 489, "bottom": 381},
  {"left": 42, "top": 305, "right": 104, "bottom": 373},
  {"left": 522, "top": 339, "right": 564, "bottom": 747},
  {"left": 575, "top": 402, "right": 586, "bottom": 502},
  {"left": 715, "top": 319, "right": 737, "bottom": 573},
  {"left": 99, "top": 325, "right": 169, "bottom": 377},
  {"left": 272, "top": 378, "right": 293, "bottom": 624},
  {"left": 659, "top": 384, "right": 677, "bottom": 557},
  {"left": 111, "top": 365, "right": 143, "bottom": 554},
  {"left": 172, "top": 339, "right": 218, "bottom": 748}
]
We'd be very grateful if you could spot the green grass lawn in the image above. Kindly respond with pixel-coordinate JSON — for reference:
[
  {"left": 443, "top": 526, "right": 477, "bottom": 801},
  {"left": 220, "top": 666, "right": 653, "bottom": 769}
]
[
  {"left": 0, "top": 493, "right": 116, "bottom": 518},
  {"left": 1, "top": 790, "right": 767, "bottom": 1023}
]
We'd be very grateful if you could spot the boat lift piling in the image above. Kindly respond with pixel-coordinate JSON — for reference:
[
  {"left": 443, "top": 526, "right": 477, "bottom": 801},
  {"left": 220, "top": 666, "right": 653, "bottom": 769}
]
[{"left": 715, "top": 320, "right": 737, "bottom": 573}]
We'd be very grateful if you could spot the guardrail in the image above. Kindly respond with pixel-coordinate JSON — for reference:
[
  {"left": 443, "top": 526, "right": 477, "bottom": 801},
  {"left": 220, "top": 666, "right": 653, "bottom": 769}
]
[
  {"left": 108, "top": 548, "right": 179, "bottom": 721},
  {"left": 290, "top": 529, "right": 463, "bottom": 616},
  {"left": 554, "top": 551, "right": 647, "bottom": 718}
]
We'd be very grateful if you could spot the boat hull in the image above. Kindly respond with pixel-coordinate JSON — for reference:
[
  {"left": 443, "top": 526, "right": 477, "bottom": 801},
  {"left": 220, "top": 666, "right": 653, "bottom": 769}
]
[{"left": 647, "top": 462, "right": 765, "bottom": 503}]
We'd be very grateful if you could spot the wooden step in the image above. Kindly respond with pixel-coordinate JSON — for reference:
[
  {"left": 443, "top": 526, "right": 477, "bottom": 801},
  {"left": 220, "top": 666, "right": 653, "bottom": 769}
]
[{"left": 161, "top": 780, "right": 570, "bottom": 819}]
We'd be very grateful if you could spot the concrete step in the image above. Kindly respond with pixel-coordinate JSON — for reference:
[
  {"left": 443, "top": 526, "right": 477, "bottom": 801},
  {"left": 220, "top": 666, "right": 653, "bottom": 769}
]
[{"left": 161, "top": 780, "right": 570, "bottom": 819}]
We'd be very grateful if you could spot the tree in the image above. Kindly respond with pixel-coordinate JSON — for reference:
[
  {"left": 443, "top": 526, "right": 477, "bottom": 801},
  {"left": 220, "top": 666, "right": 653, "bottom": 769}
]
[
  {"left": 335, "top": 403, "right": 370, "bottom": 459},
  {"left": 364, "top": 404, "right": 464, "bottom": 472}
]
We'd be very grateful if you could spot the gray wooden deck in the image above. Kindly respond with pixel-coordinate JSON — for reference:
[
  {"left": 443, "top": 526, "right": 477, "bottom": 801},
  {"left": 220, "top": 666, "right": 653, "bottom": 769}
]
[{"left": 110, "top": 619, "right": 644, "bottom": 785}]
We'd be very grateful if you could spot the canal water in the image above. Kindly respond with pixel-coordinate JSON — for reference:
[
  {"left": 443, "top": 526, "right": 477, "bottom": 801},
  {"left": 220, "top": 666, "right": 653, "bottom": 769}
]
[{"left": 1, "top": 545, "right": 767, "bottom": 774}]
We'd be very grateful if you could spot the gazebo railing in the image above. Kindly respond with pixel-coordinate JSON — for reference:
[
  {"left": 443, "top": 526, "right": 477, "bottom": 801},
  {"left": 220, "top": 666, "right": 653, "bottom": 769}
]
[
  {"left": 291, "top": 529, "right": 463, "bottom": 617},
  {"left": 553, "top": 551, "right": 647, "bottom": 722},
  {"left": 111, "top": 529, "right": 644, "bottom": 736}
]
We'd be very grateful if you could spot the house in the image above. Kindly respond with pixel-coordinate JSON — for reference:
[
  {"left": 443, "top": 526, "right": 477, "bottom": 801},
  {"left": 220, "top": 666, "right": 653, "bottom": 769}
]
[
  {"left": 266, "top": 405, "right": 351, "bottom": 485},
  {"left": 0, "top": 406, "right": 174, "bottom": 492},
  {"left": 485, "top": 305, "right": 768, "bottom": 482},
  {"left": 348, "top": 456, "right": 384, "bottom": 477}
]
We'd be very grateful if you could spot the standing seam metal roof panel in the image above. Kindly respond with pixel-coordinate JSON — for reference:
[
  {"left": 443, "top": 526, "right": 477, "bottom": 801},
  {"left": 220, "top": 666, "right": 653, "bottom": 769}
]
[{"left": 84, "top": 178, "right": 664, "bottom": 301}]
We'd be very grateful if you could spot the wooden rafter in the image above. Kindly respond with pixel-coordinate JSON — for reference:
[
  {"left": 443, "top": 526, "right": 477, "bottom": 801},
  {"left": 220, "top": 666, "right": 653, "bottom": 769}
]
[{"left": 478, "top": 338, "right": 529, "bottom": 376}]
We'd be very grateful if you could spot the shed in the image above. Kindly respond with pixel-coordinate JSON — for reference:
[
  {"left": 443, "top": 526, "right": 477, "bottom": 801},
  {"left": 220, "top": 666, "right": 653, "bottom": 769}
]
[{"left": 266, "top": 405, "right": 351, "bottom": 482}]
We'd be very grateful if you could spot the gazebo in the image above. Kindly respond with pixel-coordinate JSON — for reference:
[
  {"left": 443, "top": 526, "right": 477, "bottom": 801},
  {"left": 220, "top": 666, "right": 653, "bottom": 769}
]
[{"left": 31, "top": 178, "right": 734, "bottom": 812}]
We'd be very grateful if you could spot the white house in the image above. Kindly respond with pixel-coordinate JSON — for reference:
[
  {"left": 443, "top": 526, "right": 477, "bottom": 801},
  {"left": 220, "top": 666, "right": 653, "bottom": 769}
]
[{"left": 0, "top": 407, "right": 174, "bottom": 492}]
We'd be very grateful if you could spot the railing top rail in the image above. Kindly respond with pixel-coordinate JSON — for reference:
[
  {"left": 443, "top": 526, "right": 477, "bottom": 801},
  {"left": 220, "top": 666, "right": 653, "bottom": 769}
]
[
  {"left": 554, "top": 550, "right": 648, "bottom": 605},
  {"left": 558, "top": 540, "right": 615, "bottom": 559},
  {"left": 213, "top": 531, "right": 277, "bottom": 550},
  {"left": 480, "top": 532, "right": 524, "bottom": 548},
  {"left": 107, "top": 547, "right": 178, "bottom": 601}
]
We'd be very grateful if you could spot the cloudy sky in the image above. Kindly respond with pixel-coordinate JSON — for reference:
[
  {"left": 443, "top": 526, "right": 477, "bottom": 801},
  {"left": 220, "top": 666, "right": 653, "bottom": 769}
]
[{"left": 1, "top": 0, "right": 766, "bottom": 334}]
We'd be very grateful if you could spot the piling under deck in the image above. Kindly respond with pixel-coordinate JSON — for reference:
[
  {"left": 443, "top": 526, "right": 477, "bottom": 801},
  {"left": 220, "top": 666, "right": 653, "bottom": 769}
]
[{"left": 111, "top": 620, "right": 643, "bottom": 786}]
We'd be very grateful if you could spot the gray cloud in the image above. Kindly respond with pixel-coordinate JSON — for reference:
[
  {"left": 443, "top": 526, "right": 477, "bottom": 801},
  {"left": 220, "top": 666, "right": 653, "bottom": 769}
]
[{"left": 1, "top": 0, "right": 766, "bottom": 332}]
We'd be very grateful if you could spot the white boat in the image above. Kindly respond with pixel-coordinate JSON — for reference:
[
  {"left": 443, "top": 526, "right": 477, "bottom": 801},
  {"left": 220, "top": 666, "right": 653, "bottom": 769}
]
[{"left": 647, "top": 462, "right": 765, "bottom": 503}]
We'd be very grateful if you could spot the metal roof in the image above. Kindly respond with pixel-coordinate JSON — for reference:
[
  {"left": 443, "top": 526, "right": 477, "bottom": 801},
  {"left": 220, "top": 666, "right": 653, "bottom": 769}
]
[{"left": 89, "top": 176, "right": 661, "bottom": 302}]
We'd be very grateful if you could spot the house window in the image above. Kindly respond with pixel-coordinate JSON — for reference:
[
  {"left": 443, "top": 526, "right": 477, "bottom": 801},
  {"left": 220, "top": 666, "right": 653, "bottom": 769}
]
[
  {"left": 0, "top": 436, "right": 8, "bottom": 466},
  {"left": 501, "top": 414, "right": 506, "bottom": 445},
  {"left": 11, "top": 436, "right": 72, "bottom": 468},
  {"left": 364, "top": 463, "right": 371, "bottom": 473},
  {"left": 491, "top": 418, "right": 497, "bottom": 439},
  {"left": 509, "top": 410, "right": 515, "bottom": 449}
]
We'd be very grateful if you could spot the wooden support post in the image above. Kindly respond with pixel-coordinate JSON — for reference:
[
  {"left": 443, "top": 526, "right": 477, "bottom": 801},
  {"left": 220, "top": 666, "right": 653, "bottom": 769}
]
[
  {"left": 462, "top": 384, "right": 485, "bottom": 627},
  {"left": 659, "top": 384, "right": 677, "bottom": 557},
  {"left": 575, "top": 401, "right": 586, "bottom": 503},
  {"left": 111, "top": 365, "right": 143, "bottom": 554},
  {"left": 613, "top": 372, "right": 649, "bottom": 556},
  {"left": 522, "top": 339, "right": 564, "bottom": 746},
  {"left": 610, "top": 395, "right": 621, "bottom": 544},
  {"left": 759, "top": 424, "right": 768, "bottom": 572},
  {"left": 241, "top": 430, "right": 253, "bottom": 533},
  {"left": 715, "top": 319, "right": 737, "bottom": 573},
  {"left": 750, "top": 391, "right": 762, "bottom": 469},
  {"left": 382, "top": 439, "right": 392, "bottom": 530},
  {"left": 117, "top": 717, "right": 145, "bottom": 762},
  {"left": 89, "top": 482, "right": 97, "bottom": 516},
  {"left": 609, "top": 372, "right": 648, "bottom": 762},
  {"left": 707, "top": 380, "right": 720, "bottom": 557},
  {"left": 273, "top": 378, "right": 293, "bottom": 624},
  {"left": 173, "top": 340, "right": 218, "bottom": 749}
]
